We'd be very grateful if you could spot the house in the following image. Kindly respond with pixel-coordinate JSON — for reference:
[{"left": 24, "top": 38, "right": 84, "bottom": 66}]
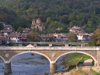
[
  {"left": 53, "top": 33, "right": 68, "bottom": 42},
  {"left": 0, "top": 32, "right": 3, "bottom": 36},
  {"left": 69, "top": 26, "right": 93, "bottom": 42},
  {"left": 8, "top": 32, "right": 22, "bottom": 43},
  {"left": 77, "top": 33, "right": 93, "bottom": 41},
  {"left": 40, "top": 33, "right": 68, "bottom": 42},
  {"left": 69, "top": 26, "right": 84, "bottom": 33},
  {"left": 3, "top": 25, "right": 15, "bottom": 31},
  {"left": 21, "top": 28, "right": 32, "bottom": 41},
  {"left": 40, "top": 34, "right": 55, "bottom": 42},
  {"left": 31, "top": 18, "right": 45, "bottom": 31},
  {"left": 0, "top": 30, "right": 13, "bottom": 36},
  {"left": 22, "top": 28, "right": 31, "bottom": 37},
  {"left": 0, "top": 36, "right": 10, "bottom": 44}
]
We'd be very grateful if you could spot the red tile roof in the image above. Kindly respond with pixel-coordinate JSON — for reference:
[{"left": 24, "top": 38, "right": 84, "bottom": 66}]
[
  {"left": 78, "top": 33, "right": 93, "bottom": 36},
  {"left": 0, "top": 33, "right": 3, "bottom": 35},
  {"left": 23, "top": 28, "right": 31, "bottom": 31},
  {"left": 0, "top": 36, "right": 9, "bottom": 41},
  {"left": 8, "top": 32, "right": 21, "bottom": 37},
  {"left": 0, "top": 30, "right": 12, "bottom": 33}
]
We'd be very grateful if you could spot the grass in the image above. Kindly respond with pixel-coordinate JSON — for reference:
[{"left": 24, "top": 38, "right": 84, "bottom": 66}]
[{"left": 62, "top": 53, "right": 92, "bottom": 69}]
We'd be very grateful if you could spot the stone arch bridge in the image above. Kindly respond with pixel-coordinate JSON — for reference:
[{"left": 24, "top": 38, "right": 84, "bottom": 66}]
[{"left": 0, "top": 44, "right": 100, "bottom": 74}]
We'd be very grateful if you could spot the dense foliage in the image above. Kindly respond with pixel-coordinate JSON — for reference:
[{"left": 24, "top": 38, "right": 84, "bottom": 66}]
[
  {"left": 86, "top": 25, "right": 100, "bottom": 46},
  {"left": 67, "top": 32, "right": 77, "bottom": 42},
  {"left": 0, "top": 23, "right": 3, "bottom": 30},
  {"left": 27, "top": 31, "right": 39, "bottom": 42},
  {"left": 0, "top": 0, "right": 100, "bottom": 33},
  {"left": 62, "top": 53, "right": 91, "bottom": 69},
  {"left": 0, "top": 6, "right": 30, "bottom": 30}
]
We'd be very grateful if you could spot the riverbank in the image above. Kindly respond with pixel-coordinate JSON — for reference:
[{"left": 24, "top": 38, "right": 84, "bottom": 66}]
[
  {"left": 54, "top": 66, "right": 100, "bottom": 75},
  {"left": 54, "top": 53, "right": 93, "bottom": 75},
  {"left": 62, "top": 53, "right": 92, "bottom": 70}
]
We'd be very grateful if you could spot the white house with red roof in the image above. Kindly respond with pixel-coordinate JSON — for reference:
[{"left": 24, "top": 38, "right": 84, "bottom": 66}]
[
  {"left": 69, "top": 26, "right": 93, "bottom": 42},
  {"left": 77, "top": 33, "right": 93, "bottom": 41},
  {"left": 8, "top": 32, "right": 22, "bottom": 43},
  {"left": 69, "top": 26, "right": 84, "bottom": 33}
]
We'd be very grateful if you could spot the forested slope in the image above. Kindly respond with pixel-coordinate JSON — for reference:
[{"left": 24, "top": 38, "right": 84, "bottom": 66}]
[
  {"left": 0, "top": 0, "right": 100, "bottom": 32},
  {"left": 0, "top": 6, "right": 29, "bottom": 29}
]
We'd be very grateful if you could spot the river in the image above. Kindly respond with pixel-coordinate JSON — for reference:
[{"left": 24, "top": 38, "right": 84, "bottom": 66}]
[{"left": 0, "top": 53, "right": 66, "bottom": 75}]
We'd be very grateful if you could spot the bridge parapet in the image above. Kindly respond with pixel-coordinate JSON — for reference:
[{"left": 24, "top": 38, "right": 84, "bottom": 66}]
[
  {"left": 0, "top": 46, "right": 99, "bottom": 51},
  {"left": 12, "top": 42, "right": 87, "bottom": 47}
]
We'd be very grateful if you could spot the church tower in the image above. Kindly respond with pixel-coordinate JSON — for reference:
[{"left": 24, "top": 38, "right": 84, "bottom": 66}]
[{"left": 31, "top": 18, "right": 45, "bottom": 31}]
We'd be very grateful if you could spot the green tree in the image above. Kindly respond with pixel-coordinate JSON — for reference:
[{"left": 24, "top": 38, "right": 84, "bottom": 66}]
[
  {"left": 0, "top": 23, "right": 3, "bottom": 30},
  {"left": 86, "top": 42, "right": 95, "bottom": 46},
  {"left": 68, "top": 13, "right": 75, "bottom": 21},
  {"left": 17, "top": 26, "right": 23, "bottom": 33},
  {"left": 46, "top": 17, "right": 51, "bottom": 24},
  {"left": 27, "top": 31, "right": 38, "bottom": 42},
  {"left": 60, "top": 15, "right": 69, "bottom": 24},
  {"left": 92, "top": 29, "right": 100, "bottom": 45},
  {"left": 67, "top": 32, "right": 77, "bottom": 42}
]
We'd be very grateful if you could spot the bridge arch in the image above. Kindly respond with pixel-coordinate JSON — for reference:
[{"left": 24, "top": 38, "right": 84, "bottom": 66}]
[
  {"left": 55, "top": 51, "right": 98, "bottom": 64},
  {"left": 8, "top": 51, "right": 51, "bottom": 63},
  {"left": 0, "top": 56, "right": 5, "bottom": 62}
]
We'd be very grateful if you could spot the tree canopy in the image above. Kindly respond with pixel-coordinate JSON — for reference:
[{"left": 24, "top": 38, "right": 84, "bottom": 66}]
[
  {"left": 67, "top": 32, "right": 77, "bottom": 42},
  {"left": 0, "top": 0, "right": 100, "bottom": 33},
  {"left": 27, "top": 31, "right": 39, "bottom": 42},
  {"left": 0, "top": 23, "right": 3, "bottom": 30},
  {"left": 17, "top": 26, "right": 23, "bottom": 33},
  {"left": 92, "top": 29, "right": 100, "bottom": 46}
]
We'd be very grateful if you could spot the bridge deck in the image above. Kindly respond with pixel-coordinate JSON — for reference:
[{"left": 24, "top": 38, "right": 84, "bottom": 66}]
[{"left": 0, "top": 46, "right": 99, "bottom": 51}]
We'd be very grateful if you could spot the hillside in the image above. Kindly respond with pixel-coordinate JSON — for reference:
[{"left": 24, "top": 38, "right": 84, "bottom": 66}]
[
  {"left": 0, "top": 0, "right": 100, "bottom": 32},
  {"left": 0, "top": 6, "right": 30, "bottom": 29}
]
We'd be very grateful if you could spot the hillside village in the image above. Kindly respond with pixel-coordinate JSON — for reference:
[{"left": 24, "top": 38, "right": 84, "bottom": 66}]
[{"left": 0, "top": 18, "right": 93, "bottom": 45}]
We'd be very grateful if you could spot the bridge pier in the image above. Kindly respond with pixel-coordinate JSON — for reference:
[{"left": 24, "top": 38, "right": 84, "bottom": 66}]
[
  {"left": 4, "top": 62, "right": 11, "bottom": 74},
  {"left": 81, "top": 44, "right": 85, "bottom": 47},
  {"left": 94, "top": 62, "right": 99, "bottom": 66},
  {"left": 49, "top": 61, "right": 56, "bottom": 74}
]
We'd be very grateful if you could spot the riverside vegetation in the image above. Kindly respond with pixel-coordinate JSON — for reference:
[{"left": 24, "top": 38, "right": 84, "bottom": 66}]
[{"left": 54, "top": 53, "right": 100, "bottom": 75}]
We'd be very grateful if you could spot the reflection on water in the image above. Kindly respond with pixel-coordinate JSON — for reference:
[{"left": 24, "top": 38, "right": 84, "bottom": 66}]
[
  {"left": 0, "top": 53, "right": 66, "bottom": 75},
  {"left": 0, "top": 53, "right": 49, "bottom": 75}
]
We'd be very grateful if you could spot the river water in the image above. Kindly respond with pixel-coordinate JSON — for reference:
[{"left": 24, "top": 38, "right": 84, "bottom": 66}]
[{"left": 0, "top": 53, "right": 66, "bottom": 75}]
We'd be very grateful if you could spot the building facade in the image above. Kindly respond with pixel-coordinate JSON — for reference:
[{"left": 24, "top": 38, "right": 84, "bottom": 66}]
[{"left": 31, "top": 18, "right": 45, "bottom": 31}]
